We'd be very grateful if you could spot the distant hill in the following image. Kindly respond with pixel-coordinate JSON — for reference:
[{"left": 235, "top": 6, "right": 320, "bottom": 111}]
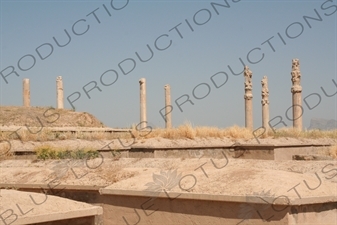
[
  {"left": 308, "top": 118, "right": 337, "bottom": 130},
  {"left": 0, "top": 106, "right": 105, "bottom": 127}
]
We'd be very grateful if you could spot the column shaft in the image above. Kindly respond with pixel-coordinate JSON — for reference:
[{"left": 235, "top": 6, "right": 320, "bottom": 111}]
[
  {"left": 23, "top": 79, "right": 30, "bottom": 107},
  {"left": 139, "top": 78, "right": 147, "bottom": 129}
]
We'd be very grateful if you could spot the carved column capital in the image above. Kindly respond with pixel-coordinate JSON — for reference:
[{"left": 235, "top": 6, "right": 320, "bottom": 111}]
[
  {"left": 244, "top": 94, "right": 253, "bottom": 100},
  {"left": 291, "top": 59, "right": 302, "bottom": 90},
  {"left": 261, "top": 76, "right": 269, "bottom": 105},
  {"left": 291, "top": 85, "right": 302, "bottom": 93}
]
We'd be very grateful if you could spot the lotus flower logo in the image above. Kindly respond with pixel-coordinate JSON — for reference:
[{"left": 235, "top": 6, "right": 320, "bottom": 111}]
[
  {"left": 51, "top": 160, "right": 84, "bottom": 179},
  {"left": 144, "top": 169, "right": 182, "bottom": 194}
]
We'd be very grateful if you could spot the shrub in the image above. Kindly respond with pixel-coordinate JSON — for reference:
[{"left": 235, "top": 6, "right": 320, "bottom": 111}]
[{"left": 34, "top": 145, "right": 99, "bottom": 160}]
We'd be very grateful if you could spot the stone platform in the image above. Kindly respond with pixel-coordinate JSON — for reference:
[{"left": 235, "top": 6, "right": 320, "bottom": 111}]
[
  {"left": 1, "top": 158, "right": 336, "bottom": 224},
  {"left": 99, "top": 162, "right": 337, "bottom": 225},
  {"left": 0, "top": 189, "right": 103, "bottom": 225}
]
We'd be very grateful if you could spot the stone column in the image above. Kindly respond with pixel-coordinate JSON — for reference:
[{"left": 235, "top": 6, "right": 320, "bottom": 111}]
[
  {"left": 23, "top": 78, "right": 30, "bottom": 107},
  {"left": 164, "top": 84, "right": 172, "bottom": 129},
  {"left": 139, "top": 78, "right": 147, "bottom": 129},
  {"left": 291, "top": 59, "right": 303, "bottom": 131},
  {"left": 244, "top": 66, "right": 253, "bottom": 130},
  {"left": 261, "top": 76, "right": 270, "bottom": 133},
  {"left": 56, "top": 76, "right": 64, "bottom": 109}
]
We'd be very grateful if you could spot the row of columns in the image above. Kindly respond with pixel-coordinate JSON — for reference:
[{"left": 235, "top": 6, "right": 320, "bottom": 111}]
[
  {"left": 22, "top": 76, "right": 64, "bottom": 109},
  {"left": 244, "top": 58, "right": 303, "bottom": 132},
  {"left": 139, "top": 79, "right": 172, "bottom": 129},
  {"left": 21, "top": 59, "right": 303, "bottom": 131}
]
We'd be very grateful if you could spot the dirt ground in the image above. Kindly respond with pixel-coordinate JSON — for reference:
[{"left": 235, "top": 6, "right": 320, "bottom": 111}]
[
  {"left": 1, "top": 156, "right": 336, "bottom": 194},
  {"left": 7, "top": 136, "right": 337, "bottom": 153},
  {"left": 2, "top": 157, "right": 335, "bottom": 225},
  {"left": 2, "top": 136, "right": 337, "bottom": 190},
  {"left": 1, "top": 138, "right": 336, "bottom": 223}
]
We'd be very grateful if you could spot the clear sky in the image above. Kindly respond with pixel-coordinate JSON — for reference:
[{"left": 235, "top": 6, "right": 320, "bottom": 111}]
[{"left": 0, "top": 0, "right": 336, "bottom": 129}]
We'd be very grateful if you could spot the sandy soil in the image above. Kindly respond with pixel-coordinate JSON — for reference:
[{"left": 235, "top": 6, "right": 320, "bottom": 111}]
[
  {"left": 7, "top": 136, "right": 337, "bottom": 152},
  {"left": 1, "top": 158, "right": 336, "bottom": 194},
  {"left": 1, "top": 137, "right": 336, "bottom": 205}
]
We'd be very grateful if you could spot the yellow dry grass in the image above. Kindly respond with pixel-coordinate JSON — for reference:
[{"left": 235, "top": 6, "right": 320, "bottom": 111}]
[
  {"left": 33, "top": 144, "right": 99, "bottom": 160},
  {"left": 132, "top": 123, "right": 337, "bottom": 140},
  {"left": 132, "top": 123, "right": 254, "bottom": 140},
  {"left": 1, "top": 122, "right": 336, "bottom": 141},
  {"left": 0, "top": 128, "right": 54, "bottom": 142},
  {"left": 94, "top": 165, "right": 137, "bottom": 183},
  {"left": 272, "top": 127, "right": 337, "bottom": 139}
]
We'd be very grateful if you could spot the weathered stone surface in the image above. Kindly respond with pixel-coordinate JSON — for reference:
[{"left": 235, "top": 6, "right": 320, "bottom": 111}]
[
  {"left": 1, "top": 158, "right": 336, "bottom": 225},
  {"left": 100, "top": 161, "right": 337, "bottom": 225}
]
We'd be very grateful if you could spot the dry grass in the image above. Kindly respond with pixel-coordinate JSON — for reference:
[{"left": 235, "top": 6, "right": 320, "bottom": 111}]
[
  {"left": 66, "top": 131, "right": 133, "bottom": 141},
  {"left": 132, "top": 123, "right": 337, "bottom": 140},
  {"left": 2, "top": 106, "right": 335, "bottom": 142},
  {"left": 95, "top": 165, "right": 137, "bottom": 183},
  {"left": 131, "top": 123, "right": 254, "bottom": 140},
  {"left": 272, "top": 127, "right": 337, "bottom": 139},
  {"left": 0, "top": 128, "right": 56, "bottom": 142},
  {"left": 1, "top": 122, "right": 336, "bottom": 141},
  {"left": 34, "top": 145, "right": 99, "bottom": 160}
]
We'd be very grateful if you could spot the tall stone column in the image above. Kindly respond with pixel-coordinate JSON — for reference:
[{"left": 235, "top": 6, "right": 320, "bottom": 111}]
[
  {"left": 244, "top": 66, "right": 253, "bottom": 130},
  {"left": 261, "top": 76, "right": 270, "bottom": 133},
  {"left": 56, "top": 76, "right": 64, "bottom": 109},
  {"left": 164, "top": 84, "right": 172, "bottom": 129},
  {"left": 291, "top": 59, "right": 303, "bottom": 131},
  {"left": 139, "top": 78, "right": 147, "bottom": 129},
  {"left": 23, "top": 78, "right": 30, "bottom": 107}
]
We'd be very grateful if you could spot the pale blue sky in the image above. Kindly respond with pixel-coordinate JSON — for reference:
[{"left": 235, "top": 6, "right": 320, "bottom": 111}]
[{"left": 1, "top": 0, "right": 336, "bottom": 129}]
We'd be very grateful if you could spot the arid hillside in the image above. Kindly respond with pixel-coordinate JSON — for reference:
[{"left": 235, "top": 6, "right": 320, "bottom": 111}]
[{"left": 0, "top": 106, "right": 105, "bottom": 127}]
